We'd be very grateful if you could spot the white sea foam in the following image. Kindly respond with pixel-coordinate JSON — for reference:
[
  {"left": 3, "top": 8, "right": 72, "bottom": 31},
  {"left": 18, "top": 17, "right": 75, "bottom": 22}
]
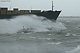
[
  {"left": 48, "top": 42, "right": 62, "bottom": 45},
  {"left": 0, "top": 15, "right": 66, "bottom": 34}
]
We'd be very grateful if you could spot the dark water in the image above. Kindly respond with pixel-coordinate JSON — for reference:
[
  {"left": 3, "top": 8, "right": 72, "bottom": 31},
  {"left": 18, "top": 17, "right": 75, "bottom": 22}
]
[{"left": 0, "top": 15, "right": 80, "bottom": 53}]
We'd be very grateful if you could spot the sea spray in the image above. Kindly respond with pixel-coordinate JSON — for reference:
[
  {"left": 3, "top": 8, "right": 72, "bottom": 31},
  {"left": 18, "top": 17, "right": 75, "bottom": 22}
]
[{"left": 0, "top": 15, "right": 66, "bottom": 34}]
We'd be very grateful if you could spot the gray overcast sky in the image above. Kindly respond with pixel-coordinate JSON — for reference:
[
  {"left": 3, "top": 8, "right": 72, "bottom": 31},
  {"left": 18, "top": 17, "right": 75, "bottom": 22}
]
[{"left": 0, "top": 0, "right": 80, "bottom": 16}]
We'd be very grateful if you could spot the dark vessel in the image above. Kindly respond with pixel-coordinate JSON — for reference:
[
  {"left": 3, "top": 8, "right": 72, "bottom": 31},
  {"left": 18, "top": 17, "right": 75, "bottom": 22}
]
[{"left": 0, "top": 1, "right": 61, "bottom": 20}]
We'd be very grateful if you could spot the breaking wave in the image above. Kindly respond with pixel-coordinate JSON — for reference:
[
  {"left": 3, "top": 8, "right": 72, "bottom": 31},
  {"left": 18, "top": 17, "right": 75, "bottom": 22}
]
[
  {"left": 65, "top": 45, "right": 80, "bottom": 53},
  {"left": 0, "top": 15, "right": 66, "bottom": 34}
]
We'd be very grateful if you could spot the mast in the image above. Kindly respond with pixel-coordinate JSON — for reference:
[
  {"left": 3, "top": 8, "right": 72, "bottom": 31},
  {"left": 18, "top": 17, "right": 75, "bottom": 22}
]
[
  {"left": 9, "top": 6, "right": 11, "bottom": 10},
  {"left": 52, "top": 1, "right": 54, "bottom": 11}
]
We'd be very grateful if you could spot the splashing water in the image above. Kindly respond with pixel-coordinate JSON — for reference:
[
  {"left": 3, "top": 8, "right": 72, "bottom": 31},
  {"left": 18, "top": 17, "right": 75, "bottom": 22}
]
[{"left": 0, "top": 15, "right": 66, "bottom": 34}]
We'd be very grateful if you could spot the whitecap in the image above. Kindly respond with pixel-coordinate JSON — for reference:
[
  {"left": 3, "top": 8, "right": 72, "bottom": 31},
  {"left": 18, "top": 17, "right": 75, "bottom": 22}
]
[{"left": 65, "top": 45, "right": 80, "bottom": 53}]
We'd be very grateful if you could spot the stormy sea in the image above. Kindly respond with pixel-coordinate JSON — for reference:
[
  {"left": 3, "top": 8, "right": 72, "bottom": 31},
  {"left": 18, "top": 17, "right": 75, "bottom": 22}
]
[{"left": 0, "top": 15, "right": 80, "bottom": 53}]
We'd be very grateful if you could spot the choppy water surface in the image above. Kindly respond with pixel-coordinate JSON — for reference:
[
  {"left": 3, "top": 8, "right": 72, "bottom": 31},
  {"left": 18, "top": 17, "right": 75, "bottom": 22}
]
[{"left": 0, "top": 15, "right": 80, "bottom": 53}]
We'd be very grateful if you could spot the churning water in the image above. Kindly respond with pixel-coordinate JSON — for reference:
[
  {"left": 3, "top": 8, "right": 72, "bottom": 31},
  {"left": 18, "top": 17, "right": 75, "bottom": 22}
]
[
  {"left": 0, "top": 15, "right": 66, "bottom": 34},
  {"left": 0, "top": 15, "right": 80, "bottom": 53}
]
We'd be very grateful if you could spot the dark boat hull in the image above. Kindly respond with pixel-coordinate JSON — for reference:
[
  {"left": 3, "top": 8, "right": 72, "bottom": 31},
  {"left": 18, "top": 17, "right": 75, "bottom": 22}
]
[{"left": 0, "top": 11, "right": 61, "bottom": 20}]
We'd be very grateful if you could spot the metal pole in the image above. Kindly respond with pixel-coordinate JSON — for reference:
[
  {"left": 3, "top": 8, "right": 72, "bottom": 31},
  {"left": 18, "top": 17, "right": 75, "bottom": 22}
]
[{"left": 52, "top": 1, "right": 54, "bottom": 11}]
